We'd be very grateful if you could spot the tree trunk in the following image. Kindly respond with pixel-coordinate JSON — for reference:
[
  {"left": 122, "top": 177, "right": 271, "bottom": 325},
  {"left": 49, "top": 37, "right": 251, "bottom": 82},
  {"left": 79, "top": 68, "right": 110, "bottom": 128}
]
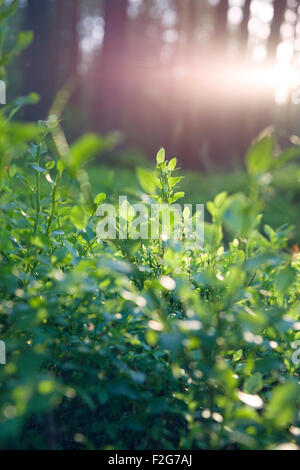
[
  {"left": 22, "top": 0, "right": 53, "bottom": 120},
  {"left": 240, "top": 0, "right": 251, "bottom": 54},
  {"left": 214, "top": 0, "right": 229, "bottom": 52},
  {"left": 208, "top": 0, "right": 230, "bottom": 166},
  {"left": 54, "top": 0, "right": 80, "bottom": 88},
  {"left": 93, "top": 0, "right": 129, "bottom": 133},
  {"left": 177, "top": 0, "right": 200, "bottom": 168},
  {"left": 268, "top": 0, "right": 288, "bottom": 60}
]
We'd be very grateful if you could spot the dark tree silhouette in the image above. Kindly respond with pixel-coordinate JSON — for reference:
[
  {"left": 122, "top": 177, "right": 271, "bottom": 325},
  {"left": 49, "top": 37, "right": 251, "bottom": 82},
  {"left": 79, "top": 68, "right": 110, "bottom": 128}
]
[
  {"left": 22, "top": 0, "right": 53, "bottom": 120},
  {"left": 22, "top": 0, "right": 80, "bottom": 121},
  {"left": 240, "top": 0, "right": 251, "bottom": 54},
  {"left": 93, "top": 0, "right": 129, "bottom": 133},
  {"left": 52, "top": 0, "right": 80, "bottom": 89},
  {"left": 268, "top": 0, "right": 288, "bottom": 60},
  {"left": 177, "top": 0, "right": 200, "bottom": 168},
  {"left": 214, "top": 0, "right": 229, "bottom": 52}
]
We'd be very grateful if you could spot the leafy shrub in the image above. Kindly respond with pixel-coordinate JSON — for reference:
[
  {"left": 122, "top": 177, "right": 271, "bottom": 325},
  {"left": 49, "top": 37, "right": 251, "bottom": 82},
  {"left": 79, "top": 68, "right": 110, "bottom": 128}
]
[
  {"left": 0, "top": 121, "right": 300, "bottom": 449},
  {"left": 0, "top": 1, "right": 299, "bottom": 450}
]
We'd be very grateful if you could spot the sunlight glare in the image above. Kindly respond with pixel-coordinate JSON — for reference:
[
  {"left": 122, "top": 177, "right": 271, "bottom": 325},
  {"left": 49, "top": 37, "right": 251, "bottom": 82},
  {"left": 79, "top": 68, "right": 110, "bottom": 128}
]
[
  {"left": 250, "top": 1, "right": 273, "bottom": 23},
  {"left": 274, "top": 63, "right": 298, "bottom": 104},
  {"left": 253, "top": 45, "right": 267, "bottom": 62},
  {"left": 277, "top": 42, "right": 294, "bottom": 63},
  {"left": 228, "top": 7, "right": 243, "bottom": 25}
]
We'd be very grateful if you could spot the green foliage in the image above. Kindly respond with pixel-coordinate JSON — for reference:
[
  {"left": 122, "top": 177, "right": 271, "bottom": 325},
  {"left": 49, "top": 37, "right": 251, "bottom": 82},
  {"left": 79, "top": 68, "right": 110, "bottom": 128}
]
[
  {"left": 0, "top": 121, "right": 299, "bottom": 449},
  {"left": 0, "top": 1, "right": 33, "bottom": 79}
]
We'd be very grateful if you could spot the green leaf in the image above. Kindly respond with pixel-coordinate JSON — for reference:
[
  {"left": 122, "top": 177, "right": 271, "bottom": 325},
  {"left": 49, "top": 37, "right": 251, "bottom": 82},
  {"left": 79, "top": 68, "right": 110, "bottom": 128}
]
[
  {"left": 246, "top": 135, "right": 274, "bottom": 176},
  {"left": 233, "top": 349, "right": 243, "bottom": 362},
  {"left": 168, "top": 158, "right": 177, "bottom": 171},
  {"left": 223, "top": 193, "right": 260, "bottom": 237},
  {"left": 45, "top": 161, "right": 55, "bottom": 170},
  {"left": 265, "top": 381, "right": 299, "bottom": 428},
  {"left": 0, "top": 31, "right": 33, "bottom": 68},
  {"left": 183, "top": 206, "right": 190, "bottom": 219},
  {"left": 94, "top": 192, "right": 106, "bottom": 205},
  {"left": 206, "top": 201, "right": 215, "bottom": 218},
  {"left": 70, "top": 206, "right": 87, "bottom": 230},
  {"left": 0, "top": 0, "right": 18, "bottom": 24},
  {"left": 67, "top": 134, "right": 105, "bottom": 173},
  {"left": 57, "top": 160, "right": 64, "bottom": 174},
  {"left": 15, "top": 31, "right": 33, "bottom": 53},
  {"left": 0, "top": 51, "right": 13, "bottom": 68},
  {"left": 136, "top": 167, "right": 157, "bottom": 194},
  {"left": 215, "top": 192, "right": 228, "bottom": 207},
  {"left": 170, "top": 192, "right": 184, "bottom": 203},
  {"left": 8, "top": 164, "right": 17, "bottom": 178},
  {"left": 156, "top": 148, "right": 165, "bottom": 164},
  {"left": 275, "top": 266, "right": 296, "bottom": 299},
  {"left": 273, "top": 147, "right": 300, "bottom": 168},
  {"left": 244, "top": 372, "right": 263, "bottom": 394},
  {"left": 168, "top": 176, "right": 183, "bottom": 187}
]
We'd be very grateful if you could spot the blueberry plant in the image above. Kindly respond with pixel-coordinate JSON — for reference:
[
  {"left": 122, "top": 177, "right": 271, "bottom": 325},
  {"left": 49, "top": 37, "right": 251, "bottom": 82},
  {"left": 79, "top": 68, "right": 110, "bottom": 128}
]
[{"left": 0, "top": 1, "right": 299, "bottom": 450}]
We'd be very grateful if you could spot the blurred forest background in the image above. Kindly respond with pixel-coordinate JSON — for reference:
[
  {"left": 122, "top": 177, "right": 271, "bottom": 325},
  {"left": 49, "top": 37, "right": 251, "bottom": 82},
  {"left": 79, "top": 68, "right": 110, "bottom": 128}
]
[{"left": 9, "top": 0, "right": 300, "bottom": 169}]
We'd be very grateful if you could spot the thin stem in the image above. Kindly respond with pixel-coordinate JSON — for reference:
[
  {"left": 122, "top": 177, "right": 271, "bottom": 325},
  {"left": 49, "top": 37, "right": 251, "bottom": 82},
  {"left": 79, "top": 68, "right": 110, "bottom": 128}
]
[
  {"left": 33, "top": 138, "right": 42, "bottom": 235},
  {"left": 46, "top": 172, "right": 61, "bottom": 236}
]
